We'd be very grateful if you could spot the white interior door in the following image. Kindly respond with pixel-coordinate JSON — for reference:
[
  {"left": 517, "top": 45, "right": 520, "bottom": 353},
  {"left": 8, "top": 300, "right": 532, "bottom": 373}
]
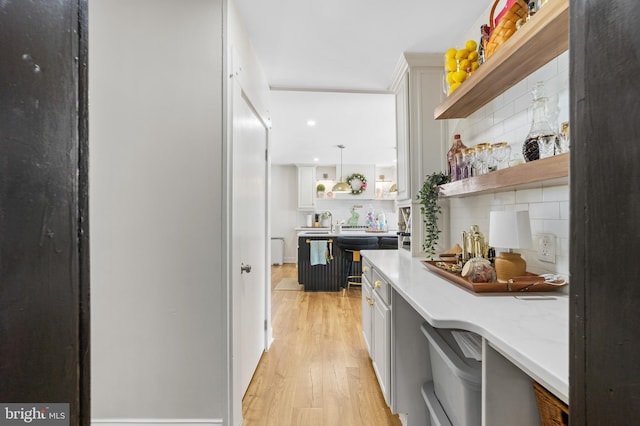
[{"left": 231, "top": 82, "right": 268, "bottom": 425}]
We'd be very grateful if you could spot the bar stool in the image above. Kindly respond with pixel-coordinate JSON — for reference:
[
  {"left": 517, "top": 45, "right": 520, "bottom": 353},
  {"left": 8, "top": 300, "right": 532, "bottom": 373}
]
[{"left": 336, "top": 236, "right": 379, "bottom": 296}]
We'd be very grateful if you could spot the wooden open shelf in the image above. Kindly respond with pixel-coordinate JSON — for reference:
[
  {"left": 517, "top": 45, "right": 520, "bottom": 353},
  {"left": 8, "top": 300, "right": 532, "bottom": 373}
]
[
  {"left": 434, "top": 0, "right": 569, "bottom": 120},
  {"left": 438, "top": 153, "right": 568, "bottom": 198}
]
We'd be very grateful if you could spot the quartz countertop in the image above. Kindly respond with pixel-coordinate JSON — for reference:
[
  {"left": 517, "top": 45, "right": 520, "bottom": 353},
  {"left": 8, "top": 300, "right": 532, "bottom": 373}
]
[{"left": 361, "top": 248, "right": 569, "bottom": 403}]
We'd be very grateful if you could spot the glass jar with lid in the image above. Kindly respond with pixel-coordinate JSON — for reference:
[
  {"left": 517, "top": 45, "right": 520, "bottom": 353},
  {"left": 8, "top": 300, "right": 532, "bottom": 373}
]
[{"left": 522, "top": 81, "right": 560, "bottom": 161}]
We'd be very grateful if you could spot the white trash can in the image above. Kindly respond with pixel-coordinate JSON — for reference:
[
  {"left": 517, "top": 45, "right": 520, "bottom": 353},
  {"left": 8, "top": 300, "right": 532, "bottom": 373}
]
[
  {"left": 421, "top": 323, "right": 482, "bottom": 426},
  {"left": 271, "top": 237, "right": 284, "bottom": 265}
]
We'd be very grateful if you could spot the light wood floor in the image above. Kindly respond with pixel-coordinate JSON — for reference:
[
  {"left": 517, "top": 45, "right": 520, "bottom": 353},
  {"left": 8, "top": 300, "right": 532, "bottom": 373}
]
[{"left": 242, "top": 264, "right": 401, "bottom": 426}]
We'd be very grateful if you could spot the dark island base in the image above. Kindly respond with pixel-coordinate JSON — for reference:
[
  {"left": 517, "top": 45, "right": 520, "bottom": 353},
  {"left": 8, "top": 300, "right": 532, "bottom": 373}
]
[{"left": 298, "top": 236, "right": 397, "bottom": 292}]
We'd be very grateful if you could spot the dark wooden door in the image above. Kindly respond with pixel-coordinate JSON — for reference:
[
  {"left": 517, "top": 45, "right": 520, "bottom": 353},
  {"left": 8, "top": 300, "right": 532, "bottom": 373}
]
[
  {"left": 0, "top": 1, "right": 89, "bottom": 424},
  {"left": 570, "top": 0, "right": 640, "bottom": 423}
]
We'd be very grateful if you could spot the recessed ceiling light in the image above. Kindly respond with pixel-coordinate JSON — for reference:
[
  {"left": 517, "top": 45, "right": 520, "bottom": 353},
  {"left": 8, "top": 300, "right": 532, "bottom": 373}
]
[
  {"left": 306, "top": 120, "right": 316, "bottom": 127},
  {"left": 313, "top": 157, "right": 319, "bottom": 162},
  {"left": 393, "top": 159, "right": 397, "bottom": 163}
]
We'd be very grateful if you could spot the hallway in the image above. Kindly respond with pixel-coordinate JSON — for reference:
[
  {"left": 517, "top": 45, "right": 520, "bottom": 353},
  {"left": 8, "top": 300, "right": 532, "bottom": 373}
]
[{"left": 242, "top": 264, "right": 401, "bottom": 425}]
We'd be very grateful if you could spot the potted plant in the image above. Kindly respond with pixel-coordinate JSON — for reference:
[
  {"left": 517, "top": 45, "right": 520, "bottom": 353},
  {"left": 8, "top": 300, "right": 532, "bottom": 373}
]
[
  {"left": 320, "top": 211, "right": 331, "bottom": 227},
  {"left": 417, "top": 172, "right": 450, "bottom": 258},
  {"left": 316, "top": 183, "right": 325, "bottom": 198}
]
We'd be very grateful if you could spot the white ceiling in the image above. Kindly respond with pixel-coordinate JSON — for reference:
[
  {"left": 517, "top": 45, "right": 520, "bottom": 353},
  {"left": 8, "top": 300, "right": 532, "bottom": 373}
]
[
  {"left": 269, "top": 90, "right": 396, "bottom": 166},
  {"left": 234, "top": 0, "right": 489, "bottom": 165}
]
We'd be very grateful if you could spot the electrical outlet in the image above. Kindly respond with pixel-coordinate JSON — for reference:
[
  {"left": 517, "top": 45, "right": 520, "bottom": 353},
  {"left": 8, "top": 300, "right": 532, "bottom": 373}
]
[{"left": 537, "top": 234, "right": 556, "bottom": 263}]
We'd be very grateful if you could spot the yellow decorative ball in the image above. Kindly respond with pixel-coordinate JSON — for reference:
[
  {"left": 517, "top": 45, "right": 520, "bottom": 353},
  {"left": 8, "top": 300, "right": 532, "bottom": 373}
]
[
  {"left": 455, "top": 49, "right": 469, "bottom": 60},
  {"left": 465, "top": 40, "right": 478, "bottom": 52},
  {"left": 445, "top": 58, "right": 457, "bottom": 72}
]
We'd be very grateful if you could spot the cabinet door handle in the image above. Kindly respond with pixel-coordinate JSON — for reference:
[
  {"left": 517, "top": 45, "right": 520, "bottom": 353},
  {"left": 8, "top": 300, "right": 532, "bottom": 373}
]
[
  {"left": 367, "top": 298, "right": 374, "bottom": 307},
  {"left": 362, "top": 266, "right": 369, "bottom": 272},
  {"left": 374, "top": 280, "right": 382, "bottom": 288}
]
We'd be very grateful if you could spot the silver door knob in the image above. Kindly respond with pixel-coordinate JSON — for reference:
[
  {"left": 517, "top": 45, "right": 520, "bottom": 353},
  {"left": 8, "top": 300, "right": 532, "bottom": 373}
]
[{"left": 240, "top": 263, "right": 252, "bottom": 274}]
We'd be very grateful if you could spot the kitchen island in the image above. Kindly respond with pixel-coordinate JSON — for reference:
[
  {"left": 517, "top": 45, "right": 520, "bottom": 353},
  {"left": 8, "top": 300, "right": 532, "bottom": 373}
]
[
  {"left": 360, "top": 248, "right": 568, "bottom": 425},
  {"left": 297, "top": 230, "right": 398, "bottom": 292}
]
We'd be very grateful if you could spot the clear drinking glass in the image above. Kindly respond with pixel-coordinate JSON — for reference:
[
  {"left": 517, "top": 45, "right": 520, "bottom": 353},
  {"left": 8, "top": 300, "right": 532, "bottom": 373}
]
[
  {"left": 491, "top": 142, "right": 510, "bottom": 169},
  {"left": 538, "top": 135, "right": 557, "bottom": 159},
  {"left": 455, "top": 152, "right": 464, "bottom": 180},
  {"left": 473, "top": 143, "right": 491, "bottom": 175},
  {"left": 461, "top": 147, "right": 475, "bottom": 178},
  {"left": 487, "top": 146, "right": 496, "bottom": 172},
  {"left": 558, "top": 121, "right": 570, "bottom": 153}
]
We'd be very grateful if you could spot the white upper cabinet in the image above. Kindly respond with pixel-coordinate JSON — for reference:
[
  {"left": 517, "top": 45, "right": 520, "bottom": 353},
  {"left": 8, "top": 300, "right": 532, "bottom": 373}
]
[
  {"left": 297, "top": 166, "right": 316, "bottom": 210},
  {"left": 389, "top": 53, "right": 447, "bottom": 202}
]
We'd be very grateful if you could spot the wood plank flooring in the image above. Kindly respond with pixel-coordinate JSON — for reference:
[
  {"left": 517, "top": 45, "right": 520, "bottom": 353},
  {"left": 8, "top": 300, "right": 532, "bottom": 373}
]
[{"left": 242, "top": 264, "right": 401, "bottom": 426}]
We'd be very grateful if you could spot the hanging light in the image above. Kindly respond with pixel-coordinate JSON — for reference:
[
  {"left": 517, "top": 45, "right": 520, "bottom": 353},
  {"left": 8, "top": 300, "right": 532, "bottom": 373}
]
[{"left": 332, "top": 144, "right": 351, "bottom": 193}]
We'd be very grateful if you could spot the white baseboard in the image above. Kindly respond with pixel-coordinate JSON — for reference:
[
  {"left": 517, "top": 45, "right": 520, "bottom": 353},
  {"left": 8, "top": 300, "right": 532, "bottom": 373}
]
[{"left": 92, "top": 419, "right": 222, "bottom": 426}]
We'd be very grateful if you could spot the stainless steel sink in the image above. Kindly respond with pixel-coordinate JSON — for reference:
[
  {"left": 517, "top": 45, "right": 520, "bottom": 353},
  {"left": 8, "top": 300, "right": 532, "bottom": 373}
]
[{"left": 305, "top": 231, "right": 330, "bottom": 235}]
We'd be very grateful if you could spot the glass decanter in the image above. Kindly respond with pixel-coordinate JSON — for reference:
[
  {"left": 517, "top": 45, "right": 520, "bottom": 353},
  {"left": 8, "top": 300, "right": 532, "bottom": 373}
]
[{"left": 522, "top": 82, "right": 560, "bottom": 162}]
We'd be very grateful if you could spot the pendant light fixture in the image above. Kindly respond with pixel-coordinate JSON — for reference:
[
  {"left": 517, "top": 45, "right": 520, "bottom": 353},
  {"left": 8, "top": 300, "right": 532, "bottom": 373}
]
[{"left": 332, "top": 144, "right": 351, "bottom": 193}]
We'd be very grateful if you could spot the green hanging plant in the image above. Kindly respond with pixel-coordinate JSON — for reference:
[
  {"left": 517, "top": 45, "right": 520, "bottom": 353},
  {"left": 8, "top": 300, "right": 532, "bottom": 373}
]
[{"left": 417, "top": 172, "right": 450, "bottom": 259}]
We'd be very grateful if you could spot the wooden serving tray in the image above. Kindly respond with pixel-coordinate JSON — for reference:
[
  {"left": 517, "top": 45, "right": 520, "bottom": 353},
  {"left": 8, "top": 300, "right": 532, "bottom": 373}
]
[{"left": 422, "top": 261, "right": 567, "bottom": 293}]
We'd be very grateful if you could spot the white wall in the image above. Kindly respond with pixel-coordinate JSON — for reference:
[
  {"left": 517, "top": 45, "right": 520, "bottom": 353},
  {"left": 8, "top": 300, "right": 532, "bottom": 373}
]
[
  {"left": 443, "top": 40, "right": 570, "bottom": 276},
  {"left": 89, "top": 0, "right": 225, "bottom": 423},
  {"left": 270, "top": 166, "right": 299, "bottom": 263}
]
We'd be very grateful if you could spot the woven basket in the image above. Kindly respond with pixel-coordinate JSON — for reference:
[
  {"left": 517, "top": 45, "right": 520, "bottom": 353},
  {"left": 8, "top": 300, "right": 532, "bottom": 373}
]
[
  {"left": 484, "top": 0, "right": 528, "bottom": 59},
  {"left": 533, "top": 381, "right": 569, "bottom": 426}
]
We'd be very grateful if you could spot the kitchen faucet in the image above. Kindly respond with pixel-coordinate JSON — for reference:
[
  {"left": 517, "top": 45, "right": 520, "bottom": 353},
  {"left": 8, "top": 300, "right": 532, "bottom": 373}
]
[{"left": 326, "top": 211, "right": 333, "bottom": 232}]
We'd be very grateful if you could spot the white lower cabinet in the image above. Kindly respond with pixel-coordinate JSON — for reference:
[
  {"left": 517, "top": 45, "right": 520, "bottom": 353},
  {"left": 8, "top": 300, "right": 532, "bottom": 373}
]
[
  {"left": 362, "top": 264, "right": 392, "bottom": 407},
  {"left": 372, "top": 289, "right": 391, "bottom": 405}
]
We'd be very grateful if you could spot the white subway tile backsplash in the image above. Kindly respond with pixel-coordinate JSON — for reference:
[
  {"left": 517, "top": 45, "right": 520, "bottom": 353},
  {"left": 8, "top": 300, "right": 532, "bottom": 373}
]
[
  {"left": 503, "top": 110, "right": 528, "bottom": 133},
  {"left": 503, "top": 80, "right": 529, "bottom": 105},
  {"left": 471, "top": 117, "right": 493, "bottom": 135},
  {"left": 527, "top": 58, "right": 558, "bottom": 89},
  {"left": 556, "top": 89, "right": 570, "bottom": 125},
  {"left": 559, "top": 237, "right": 569, "bottom": 257},
  {"left": 555, "top": 255, "right": 569, "bottom": 276},
  {"left": 513, "top": 91, "right": 532, "bottom": 115},
  {"left": 560, "top": 201, "right": 569, "bottom": 220},
  {"left": 545, "top": 73, "right": 569, "bottom": 97},
  {"left": 513, "top": 203, "right": 529, "bottom": 211},
  {"left": 529, "top": 219, "right": 545, "bottom": 235},
  {"left": 494, "top": 102, "right": 515, "bottom": 123},
  {"left": 544, "top": 219, "right": 569, "bottom": 238},
  {"left": 543, "top": 185, "right": 570, "bottom": 202},
  {"left": 487, "top": 93, "right": 505, "bottom": 112},
  {"left": 493, "top": 190, "right": 516, "bottom": 205},
  {"left": 515, "top": 188, "right": 543, "bottom": 203},
  {"left": 529, "top": 202, "right": 560, "bottom": 220},
  {"left": 545, "top": 94, "right": 562, "bottom": 127}
]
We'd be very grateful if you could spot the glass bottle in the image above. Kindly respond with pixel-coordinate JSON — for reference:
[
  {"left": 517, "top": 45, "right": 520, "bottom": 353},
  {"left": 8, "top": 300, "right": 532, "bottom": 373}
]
[
  {"left": 522, "top": 82, "right": 559, "bottom": 162},
  {"left": 446, "top": 134, "right": 467, "bottom": 181}
]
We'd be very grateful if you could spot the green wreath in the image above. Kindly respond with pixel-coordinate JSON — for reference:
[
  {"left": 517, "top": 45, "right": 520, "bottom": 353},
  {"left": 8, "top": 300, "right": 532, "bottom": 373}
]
[{"left": 346, "top": 173, "right": 367, "bottom": 195}]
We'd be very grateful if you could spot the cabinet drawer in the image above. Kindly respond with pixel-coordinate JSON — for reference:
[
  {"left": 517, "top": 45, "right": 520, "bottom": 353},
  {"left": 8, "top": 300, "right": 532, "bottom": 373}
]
[
  {"left": 372, "top": 268, "right": 391, "bottom": 306},
  {"left": 362, "top": 257, "right": 374, "bottom": 284}
]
